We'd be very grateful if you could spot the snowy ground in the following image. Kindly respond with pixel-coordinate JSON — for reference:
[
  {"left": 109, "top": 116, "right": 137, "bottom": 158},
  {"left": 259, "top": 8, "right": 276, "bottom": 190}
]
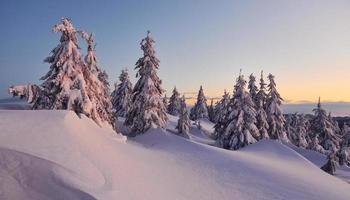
[{"left": 1, "top": 103, "right": 350, "bottom": 199}]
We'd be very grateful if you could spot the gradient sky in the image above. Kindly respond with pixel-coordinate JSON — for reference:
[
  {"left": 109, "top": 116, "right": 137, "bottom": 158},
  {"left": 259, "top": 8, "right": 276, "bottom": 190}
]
[{"left": 1, "top": 0, "right": 349, "bottom": 103}]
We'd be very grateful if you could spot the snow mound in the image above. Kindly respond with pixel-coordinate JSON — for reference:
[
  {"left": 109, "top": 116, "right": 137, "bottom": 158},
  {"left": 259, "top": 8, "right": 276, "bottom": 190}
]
[
  {"left": 0, "top": 147, "right": 95, "bottom": 200},
  {"left": 0, "top": 110, "right": 350, "bottom": 200}
]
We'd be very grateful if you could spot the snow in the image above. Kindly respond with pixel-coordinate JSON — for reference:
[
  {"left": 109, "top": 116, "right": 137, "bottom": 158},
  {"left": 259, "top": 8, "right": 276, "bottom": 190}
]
[{"left": 0, "top": 109, "right": 350, "bottom": 199}]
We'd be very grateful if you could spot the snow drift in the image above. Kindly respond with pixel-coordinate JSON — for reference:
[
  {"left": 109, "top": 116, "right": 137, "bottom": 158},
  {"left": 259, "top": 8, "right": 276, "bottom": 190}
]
[{"left": 0, "top": 110, "right": 350, "bottom": 200}]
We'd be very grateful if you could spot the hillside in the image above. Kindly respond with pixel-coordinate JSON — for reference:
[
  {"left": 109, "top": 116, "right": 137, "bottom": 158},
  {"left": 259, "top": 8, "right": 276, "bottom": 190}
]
[{"left": 0, "top": 110, "right": 350, "bottom": 200}]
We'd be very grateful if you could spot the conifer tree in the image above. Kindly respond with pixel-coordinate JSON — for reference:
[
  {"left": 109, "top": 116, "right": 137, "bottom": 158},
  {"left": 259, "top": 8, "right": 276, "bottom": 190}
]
[
  {"left": 310, "top": 97, "right": 341, "bottom": 150},
  {"left": 177, "top": 95, "right": 191, "bottom": 135},
  {"left": 266, "top": 74, "right": 288, "bottom": 141},
  {"left": 167, "top": 87, "right": 181, "bottom": 116},
  {"left": 309, "top": 136, "right": 326, "bottom": 154},
  {"left": 255, "top": 71, "right": 269, "bottom": 139},
  {"left": 217, "top": 73, "right": 259, "bottom": 150},
  {"left": 33, "top": 18, "right": 113, "bottom": 125},
  {"left": 342, "top": 123, "right": 350, "bottom": 147},
  {"left": 190, "top": 86, "right": 209, "bottom": 120},
  {"left": 213, "top": 90, "right": 230, "bottom": 139},
  {"left": 124, "top": 31, "right": 167, "bottom": 134},
  {"left": 295, "top": 114, "right": 309, "bottom": 148},
  {"left": 321, "top": 153, "right": 337, "bottom": 175},
  {"left": 80, "top": 31, "right": 113, "bottom": 125},
  {"left": 163, "top": 94, "right": 168, "bottom": 108},
  {"left": 98, "top": 70, "right": 110, "bottom": 95},
  {"left": 111, "top": 69, "right": 133, "bottom": 117},
  {"left": 248, "top": 73, "right": 258, "bottom": 106},
  {"left": 338, "top": 143, "right": 349, "bottom": 166},
  {"left": 208, "top": 98, "right": 216, "bottom": 123}
]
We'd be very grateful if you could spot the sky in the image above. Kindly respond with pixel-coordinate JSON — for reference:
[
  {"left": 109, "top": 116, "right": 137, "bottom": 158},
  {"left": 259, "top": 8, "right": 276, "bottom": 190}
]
[{"left": 1, "top": 0, "right": 350, "bottom": 105}]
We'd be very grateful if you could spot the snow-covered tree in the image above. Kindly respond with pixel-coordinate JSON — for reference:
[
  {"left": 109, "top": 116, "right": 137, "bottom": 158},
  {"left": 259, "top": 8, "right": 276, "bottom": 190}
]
[
  {"left": 286, "top": 114, "right": 308, "bottom": 148},
  {"left": 207, "top": 98, "right": 216, "bottom": 123},
  {"left": 266, "top": 73, "right": 288, "bottom": 141},
  {"left": 217, "top": 73, "right": 259, "bottom": 150},
  {"left": 248, "top": 73, "right": 258, "bottom": 106},
  {"left": 80, "top": 31, "right": 113, "bottom": 125},
  {"left": 33, "top": 18, "right": 112, "bottom": 125},
  {"left": 190, "top": 86, "right": 208, "bottom": 120},
  {"left": 342, "top": 123, "right": 350, "bottom": 147},
  {"left": 167, "top": 87, "right": 181, "bottom": 116},
  {"left": 124, "top": 31, "right": 167, "bottom": 134},
  {"left": 213, "top": 90, "right": 230, "bottom": 139},
  {"left": 98, "top": 70, "right": 110, "bottom": 95},
  {"left": 294, "top": 114, "right": 309, "bottom": 148},
  {"left": 111, "top": 69, "right": 133, "bottom": 117},
  {"left": 285, "top": 114, "right": 297, "bottom": 142},
  {"left": 256, "top": 71, "right": 268, "bottom": 108},
  {"left": 338, "top": 144, "right": 349, "bottom": 166},
  {"left": 176, "top": 95, "right": 191, "bottom": 135},
  {"left": 309, "top": 136, "right": 326, "bottom": 154},
  {"left": 163, "top": 94, "right": 168, "bottom": 108},
  {"left": 309, "top": 98, "right": 341, "bottom": 151},
  {"left": 321, "top": 153, "right": 337, "bottom": 175},
  {"left": 255, "top": 72, "right": 269, "bottom": 139}
]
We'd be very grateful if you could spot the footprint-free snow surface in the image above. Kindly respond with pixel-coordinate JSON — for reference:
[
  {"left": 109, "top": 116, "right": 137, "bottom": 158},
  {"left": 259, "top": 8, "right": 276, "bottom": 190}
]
[{"left": 0, "top": 110, "right": 350, "bottom": 200}]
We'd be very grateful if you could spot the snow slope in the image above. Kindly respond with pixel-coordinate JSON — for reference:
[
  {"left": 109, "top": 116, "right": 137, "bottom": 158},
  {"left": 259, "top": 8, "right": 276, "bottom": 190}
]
[{"left": 1, "top": 110, "right": 350, "bottom": 200}]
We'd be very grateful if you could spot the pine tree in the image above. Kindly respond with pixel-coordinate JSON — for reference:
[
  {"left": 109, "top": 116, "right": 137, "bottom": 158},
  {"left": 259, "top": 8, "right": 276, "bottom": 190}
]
[
  {"left": 217, "top": 73, "right": 259, "bottom": 150},
  {"left": 207, "top": 98, "right": 216, "bottom": 123},
  {"left": 124, "top": 31, "right": 167, "bottom": 134},
  {"left": 338, "top": 143, "right": 349, "bottom": 166},
  {"left": 255, "top": 72, "right": 269, "bottom": 139},
  {"left": 248, "top": 73, "right": 258, "bottom": 106},
  {"left": 190, "top": 86, "right": 208, "bottom": 120},
  {"left": 342, "top": 123, "right": 350, "bottom": 147},
  {"left": 213, "top": 90, "right": 230, "bottom": 139},
  {"left": 167, "top": 87, "right": 181, "bottom": 116},
  {"left": 294, "top": 114, "right": 309, "bottom": 148},
  {"left": 266, "top": 73, "right": 288, "bottom": 141},
  {"left": 177, "top": 95, "right": 191, "bottom": 135},
  {"left": 286, "top": 114, "right": 308, "bottom": 148},
  {"left": 98, "top": 70, "right": 110, "bottom": 95},
  {"left": 33, "top": 18, "right": 112, "bottom": 125},
  {"left": 163, "top": 94, "right": 168, "bottom": 108},
  {"left": 321, "top": 153, "right": 337, "bottom": 175},
  {"left": 309, "top": 136, "right": 326, "bottom": 154},
  {"left": 80, "top": 31, "right": 114, "bottom": 125},
  {"left": 111, "top": 69, "right": 133, "bottom": 117},
  {"left": 309, "top": 97, "right": 341, "bottom": 151},
  {"left": 285, "top": 114, "right": 297, "bottom": 143}
]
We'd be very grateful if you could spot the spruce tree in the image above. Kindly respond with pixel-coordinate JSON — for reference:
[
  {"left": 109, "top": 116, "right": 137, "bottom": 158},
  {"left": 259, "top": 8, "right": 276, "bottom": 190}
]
[
  {"left": 309, "top": 136, "right": 326, "bottom": 154},
  {"left": 255, "top": 72, "right": 269, "bottom": 139},
  {"left": 111, "top": 69, "right": 133, "bottom": 117},
  {"left": 163, "top": 94, "right": 168, "bottom": 108},
  {"left": 248, "top": 73, "right": 258, "bottom": 106},
  {"left": 80, "top": 31, "right": 113, "bottom": 125},
  {"left": 285, "top": 114, "right": 297, "bottom": 142},
  {"left": 207, "top": 98, "right": 216, "bottom": 123},
  {"left": 167, "top": 87, "right": 181, "bottom": 116},
  {"left": 34, "top": 18, "right": 112, "bottom": 125},
  {"left": 310, "top": 97, "right": 341, "bottom": 150},
  {"left": 177, "top": 95, "right": 191, "bottom": 135},
  {"left": 213, "top": 90, "right": 230, "bottom": 139},
  {"left": 190, "top": 86, "right": 209, "bottom": 120},
  {"left": 124, "top": 31, "right": 167, "bottom": 134},
  {"left": 217, "top": 73, "right": 259, "bottom": 150},
  {"left": 266, "top": 73, "right": 288, "bottom": 141},
  {"left": 98, "top": 70, "right": 110, "bottom": 95},
  {"left": 342, "top": 123, "right": 350, "bottom": 147},
  {"left": 294, "top": 114, "right": 309, "bottom": 148},
  {"left": 321, "top": 153, "right": 337, "bottom": 175}
]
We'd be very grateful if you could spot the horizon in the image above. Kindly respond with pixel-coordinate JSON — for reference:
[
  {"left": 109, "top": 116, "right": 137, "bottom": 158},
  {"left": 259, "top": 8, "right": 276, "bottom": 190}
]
[{"left": 1, "top": 0, "right": 350, "bottom": 103}]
